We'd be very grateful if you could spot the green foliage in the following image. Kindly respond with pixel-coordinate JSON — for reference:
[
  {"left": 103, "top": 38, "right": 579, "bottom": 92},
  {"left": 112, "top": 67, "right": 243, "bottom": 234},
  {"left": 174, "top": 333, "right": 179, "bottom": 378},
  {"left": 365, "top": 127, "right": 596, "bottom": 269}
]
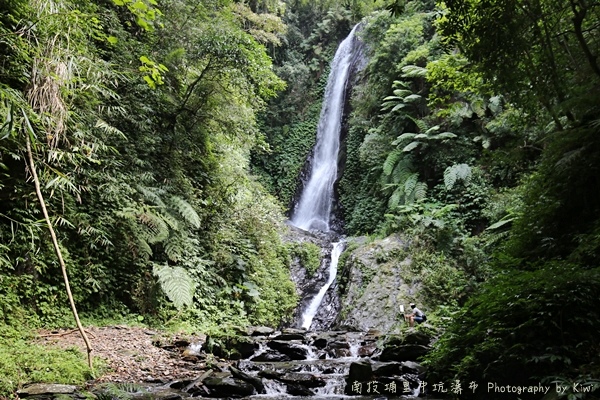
[
  {"left": 0, "top": 0, "right": 297, "bottom": 334},
  {"left": 443, "top": 163, "right": 471, "bottom": 190},
  {"left": 426, "top": 265, "right": 600, "bottom": 396},
  {"left": 291, "top": 241, "right": 322, "bottom": 276}
]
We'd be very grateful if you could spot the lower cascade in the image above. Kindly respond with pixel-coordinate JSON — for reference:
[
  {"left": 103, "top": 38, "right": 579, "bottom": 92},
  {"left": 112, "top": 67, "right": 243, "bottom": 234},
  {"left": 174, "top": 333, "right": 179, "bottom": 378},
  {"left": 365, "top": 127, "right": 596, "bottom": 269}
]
[{"left": 301, "top": 241, "right": 344, "bottom": 330}]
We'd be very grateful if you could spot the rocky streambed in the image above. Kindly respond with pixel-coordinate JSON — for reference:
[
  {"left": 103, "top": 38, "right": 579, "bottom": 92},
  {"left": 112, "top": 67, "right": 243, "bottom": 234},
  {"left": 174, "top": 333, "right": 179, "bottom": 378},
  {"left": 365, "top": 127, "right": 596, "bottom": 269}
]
[{"left": 22, "top": 325, "right": 436, "bottom": 400}]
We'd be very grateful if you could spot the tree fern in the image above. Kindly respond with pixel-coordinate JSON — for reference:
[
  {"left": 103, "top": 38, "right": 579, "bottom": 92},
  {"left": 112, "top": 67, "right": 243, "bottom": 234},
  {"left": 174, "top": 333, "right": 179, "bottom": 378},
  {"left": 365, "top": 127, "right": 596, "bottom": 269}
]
[
  {"left": 402, "top": 141, "right": 420, "bottom": 152},
  {"left": 164, "top": 232, "right": 186, "bottom": 262},
  {"left": 404, "top": 173, "right": 418, "bottom": 197},
  {"left": 393, "top": 132, "right": 417, "bottom": 145},
  {"left": 401, "top": 65, "right": 427, "bottom": 78},
  {"left": 152, "top": 263, "right": 197, "bottom": 310}
]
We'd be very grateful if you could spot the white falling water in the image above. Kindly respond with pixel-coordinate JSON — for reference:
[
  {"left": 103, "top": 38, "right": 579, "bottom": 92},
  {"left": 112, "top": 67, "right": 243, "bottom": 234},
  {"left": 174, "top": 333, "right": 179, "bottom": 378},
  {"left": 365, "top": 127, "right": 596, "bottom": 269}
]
[
  {"left": 301, "top": 241, "right": 344, "bottom": 329},
  {"left": 291, "top": 25, "right": 361, "bottom": 232}
]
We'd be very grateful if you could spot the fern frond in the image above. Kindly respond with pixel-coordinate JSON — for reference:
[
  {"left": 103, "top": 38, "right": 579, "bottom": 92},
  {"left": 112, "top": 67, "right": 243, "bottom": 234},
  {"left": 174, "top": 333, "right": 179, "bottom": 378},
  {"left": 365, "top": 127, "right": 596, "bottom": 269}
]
[
  {"left": 95, "top": 119, "right": 126, "bottom": 139},
  {"left": 383, "top": 150, "right": 403, "bottom": 176},
  {"left": 424, "top": 125, "right": 441, "bottom": 135},
  {"left": 157, "top": 210, "right": 180, "bottom": 231},
  {"left": 138, "top": 210, "right": 169, "bottom": 244},
  {"left": 404, "top": 173, "right": 418, "bottom": 196},
  {"left": 153, "top": 264, "right": 197, "bottom": 309},
  {"left": 169, "top": 196, "right": 201, "bottom": 229},
  {"left": 391, "top": 103, "right": 408, "bottom": 113},
  {"left": 137, "top": 186, "right": 166, "bottom": 208},
  {"left": 414, "top": 182, "right": 427, "bottom": 200},
  {"left": 444, "top": 164, "right": 472, "bottom": 190},
  {"left": 164, "top": 234, "right": 184, "bottom": 262},
  {"left": 406, "top": 116, "right": 428, "bottom": 133},
  {"left": 390, "top": 158, "right": 413, "bottom": 184},
  {"left": 403, "top": 94, "right": 422, "bottom": 103},
  {"left": 388, "top": 186, "right": 404, "bottom": 209},
  {"left": 433, "top": 132, "right": 457, "bottom": 140},
  {"left": 488, "top": 95, "right": 503, "bottom": 115},
  {"left": 392, "top": 89, "right": 411, "bottom": 97}
]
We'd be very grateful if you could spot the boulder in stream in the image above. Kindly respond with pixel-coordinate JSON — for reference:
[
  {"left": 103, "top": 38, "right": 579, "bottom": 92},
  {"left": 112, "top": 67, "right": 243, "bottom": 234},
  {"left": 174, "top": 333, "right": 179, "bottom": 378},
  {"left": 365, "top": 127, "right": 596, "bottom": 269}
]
[
  {"left": 17, "top": 384, "right": 77, "bottom": 397},
  {"left": 202, "top": 372, "right": 255, "bottom": 397},
  {"left": 267, "top": 340, "right": 309, "bottom": 360}
]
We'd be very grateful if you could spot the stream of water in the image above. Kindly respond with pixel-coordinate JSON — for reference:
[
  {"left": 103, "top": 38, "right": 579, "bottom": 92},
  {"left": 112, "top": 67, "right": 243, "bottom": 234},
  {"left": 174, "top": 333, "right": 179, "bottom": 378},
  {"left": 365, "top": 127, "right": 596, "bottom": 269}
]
[{"left": 301, "top": 242, "right": 344, "bottom": 330}]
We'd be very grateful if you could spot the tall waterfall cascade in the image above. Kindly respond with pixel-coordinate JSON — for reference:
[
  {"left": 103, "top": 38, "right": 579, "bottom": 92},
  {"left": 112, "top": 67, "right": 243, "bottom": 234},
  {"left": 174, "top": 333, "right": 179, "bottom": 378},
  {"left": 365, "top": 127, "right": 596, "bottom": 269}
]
[
  {"left": 289, "top": 24, "right": 365, "bottom": 332},
  {"left": 290, "top": 24, "right": 364, "bottom": 232}
]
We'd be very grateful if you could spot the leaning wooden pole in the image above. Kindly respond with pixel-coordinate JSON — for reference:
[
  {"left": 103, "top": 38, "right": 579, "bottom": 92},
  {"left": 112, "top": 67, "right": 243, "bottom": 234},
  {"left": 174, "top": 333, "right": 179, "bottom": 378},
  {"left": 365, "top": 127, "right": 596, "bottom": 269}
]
[{"left": 25, "top": 135, "right": 93, "bottom": 369}]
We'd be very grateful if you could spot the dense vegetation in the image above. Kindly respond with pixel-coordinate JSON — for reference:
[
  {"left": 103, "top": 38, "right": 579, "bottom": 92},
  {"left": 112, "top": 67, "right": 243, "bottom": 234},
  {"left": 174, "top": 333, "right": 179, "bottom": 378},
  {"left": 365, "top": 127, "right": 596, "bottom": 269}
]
[
  {"left": 1, "top": 0, "right": 599, "bottom": 398},
  {"left": 0, "top": 0, "right": 300, "bottom": 331}
]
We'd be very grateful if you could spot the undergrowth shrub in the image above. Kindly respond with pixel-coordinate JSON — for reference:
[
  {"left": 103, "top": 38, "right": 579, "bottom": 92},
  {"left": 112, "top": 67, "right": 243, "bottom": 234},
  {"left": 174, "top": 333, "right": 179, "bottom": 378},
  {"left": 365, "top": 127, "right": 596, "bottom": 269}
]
[
  {"left": 290, "top": 242, "right": 322, "bottom": 276},
  {"left": 425, "top": 264, "right": 600, "bottom": 399},
  {"left": 0, "top": 326, "right": 98, "bottom": 397}
]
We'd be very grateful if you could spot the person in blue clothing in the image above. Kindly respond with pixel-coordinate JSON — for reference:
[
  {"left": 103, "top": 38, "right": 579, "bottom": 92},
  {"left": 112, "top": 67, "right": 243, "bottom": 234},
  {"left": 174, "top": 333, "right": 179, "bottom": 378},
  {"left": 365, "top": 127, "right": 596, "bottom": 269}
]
[{"left": 405, "top": 303, "right": 425, "bottom": 327}]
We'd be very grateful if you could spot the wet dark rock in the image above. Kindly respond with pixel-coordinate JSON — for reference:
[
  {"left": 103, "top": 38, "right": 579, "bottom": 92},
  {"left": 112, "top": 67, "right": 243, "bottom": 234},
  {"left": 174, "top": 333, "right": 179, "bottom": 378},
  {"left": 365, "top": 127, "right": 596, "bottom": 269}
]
[
  {"left": 312, "top": 337, "right": 328, "bottom": 348},
  {"left": 372, "top": 362, "right": 404, "bottom": 376},
  {"left": 379, "top": 344, "right": 430, "bottom": 362},
  {"left": 173, "top": 339, "right": 191, "bottom": 347},
  {"left": 204, "top": 336, "right": 257, "bottom": 360},
  {"left": 272, "top": 332, "right": 305, "bottom": 341},
  {"left": 250, "top": 350, "right": 291, "bottom": 362},
  {"left": 258, "top": 369, "right": 282, "bottom": 379},
  {"left": 358, "top": 342, "right": 377, "bottom": 357},
  {"left": 202, "top": 373, "right": 255, "bottom": 397},
  {"left": 229, "top": 366, "right": 265, "bottom": 394},
  {"left": 286, "top": 383, "right": 314, "bottom": 396},
  {"left": 142, "top": 389, "right": 183, "bottom": 400},
  {"left": 267, "top": 340, "right": 309, "bottom": 360},
  {"left": 403, "top": 330, "right": 431, "bottom": 346},
  {"left": 345, "top": 360, "right": 374, "bottom": 394},
  {"left": 168, "top": 380, "right": 194, "bottom": 390},
  {"left": 17, "top": 384, "right": 77, "bottom": 396},
  {"left": 401, "top": 360, "right": 426, "bottom": 375},
  {"left": 280, "top": 372, "right": 326, "bottom": 388},
  {"left": 182, "top": 370, "right": 213, "bottom": 395}
]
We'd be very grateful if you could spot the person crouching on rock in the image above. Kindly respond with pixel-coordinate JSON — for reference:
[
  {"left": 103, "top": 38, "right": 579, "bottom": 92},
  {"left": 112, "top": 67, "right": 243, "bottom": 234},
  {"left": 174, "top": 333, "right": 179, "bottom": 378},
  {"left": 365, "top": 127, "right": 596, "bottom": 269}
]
[{"left": 405, "top": 303, "right": 425, "bottom": 327}]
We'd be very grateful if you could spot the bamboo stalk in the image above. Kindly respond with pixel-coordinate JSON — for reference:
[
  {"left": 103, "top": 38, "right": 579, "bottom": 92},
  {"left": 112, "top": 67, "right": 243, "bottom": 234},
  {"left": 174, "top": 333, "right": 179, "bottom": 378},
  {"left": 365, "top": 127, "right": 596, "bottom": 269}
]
[{"left": 25, "top": 134, "right": 93, "bottom": 369}]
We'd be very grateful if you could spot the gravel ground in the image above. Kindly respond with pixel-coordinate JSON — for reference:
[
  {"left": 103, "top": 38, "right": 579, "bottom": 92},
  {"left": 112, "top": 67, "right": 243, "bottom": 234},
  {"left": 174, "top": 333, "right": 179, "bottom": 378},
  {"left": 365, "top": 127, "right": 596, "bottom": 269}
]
[{"left": 36, "top": 326, "right": 208, "bottom": 385}]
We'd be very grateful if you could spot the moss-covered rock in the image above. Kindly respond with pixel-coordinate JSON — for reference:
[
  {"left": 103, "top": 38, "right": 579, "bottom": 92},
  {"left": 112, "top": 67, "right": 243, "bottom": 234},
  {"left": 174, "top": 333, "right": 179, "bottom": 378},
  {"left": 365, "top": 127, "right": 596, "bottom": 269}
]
[{"left": 334, "top": 235, "right": 427, "bottom": 332}]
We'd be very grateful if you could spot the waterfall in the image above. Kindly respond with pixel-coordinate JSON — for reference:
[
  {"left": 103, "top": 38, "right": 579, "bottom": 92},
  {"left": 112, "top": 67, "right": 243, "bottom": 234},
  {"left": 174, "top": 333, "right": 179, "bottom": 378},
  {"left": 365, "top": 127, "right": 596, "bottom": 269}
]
[
  {"left": 301, "top": 241, "right": 344, "bottom": 329},
  {"left": 291, "top": 24, "right": 363, "bottom": 232}
]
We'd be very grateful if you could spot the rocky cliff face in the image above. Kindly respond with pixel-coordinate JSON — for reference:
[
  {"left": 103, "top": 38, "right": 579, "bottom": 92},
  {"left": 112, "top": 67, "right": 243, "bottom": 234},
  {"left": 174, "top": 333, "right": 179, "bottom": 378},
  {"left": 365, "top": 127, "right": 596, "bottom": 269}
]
[{"left": 333, "top": 235, "right": 425, "bottom": 333}]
